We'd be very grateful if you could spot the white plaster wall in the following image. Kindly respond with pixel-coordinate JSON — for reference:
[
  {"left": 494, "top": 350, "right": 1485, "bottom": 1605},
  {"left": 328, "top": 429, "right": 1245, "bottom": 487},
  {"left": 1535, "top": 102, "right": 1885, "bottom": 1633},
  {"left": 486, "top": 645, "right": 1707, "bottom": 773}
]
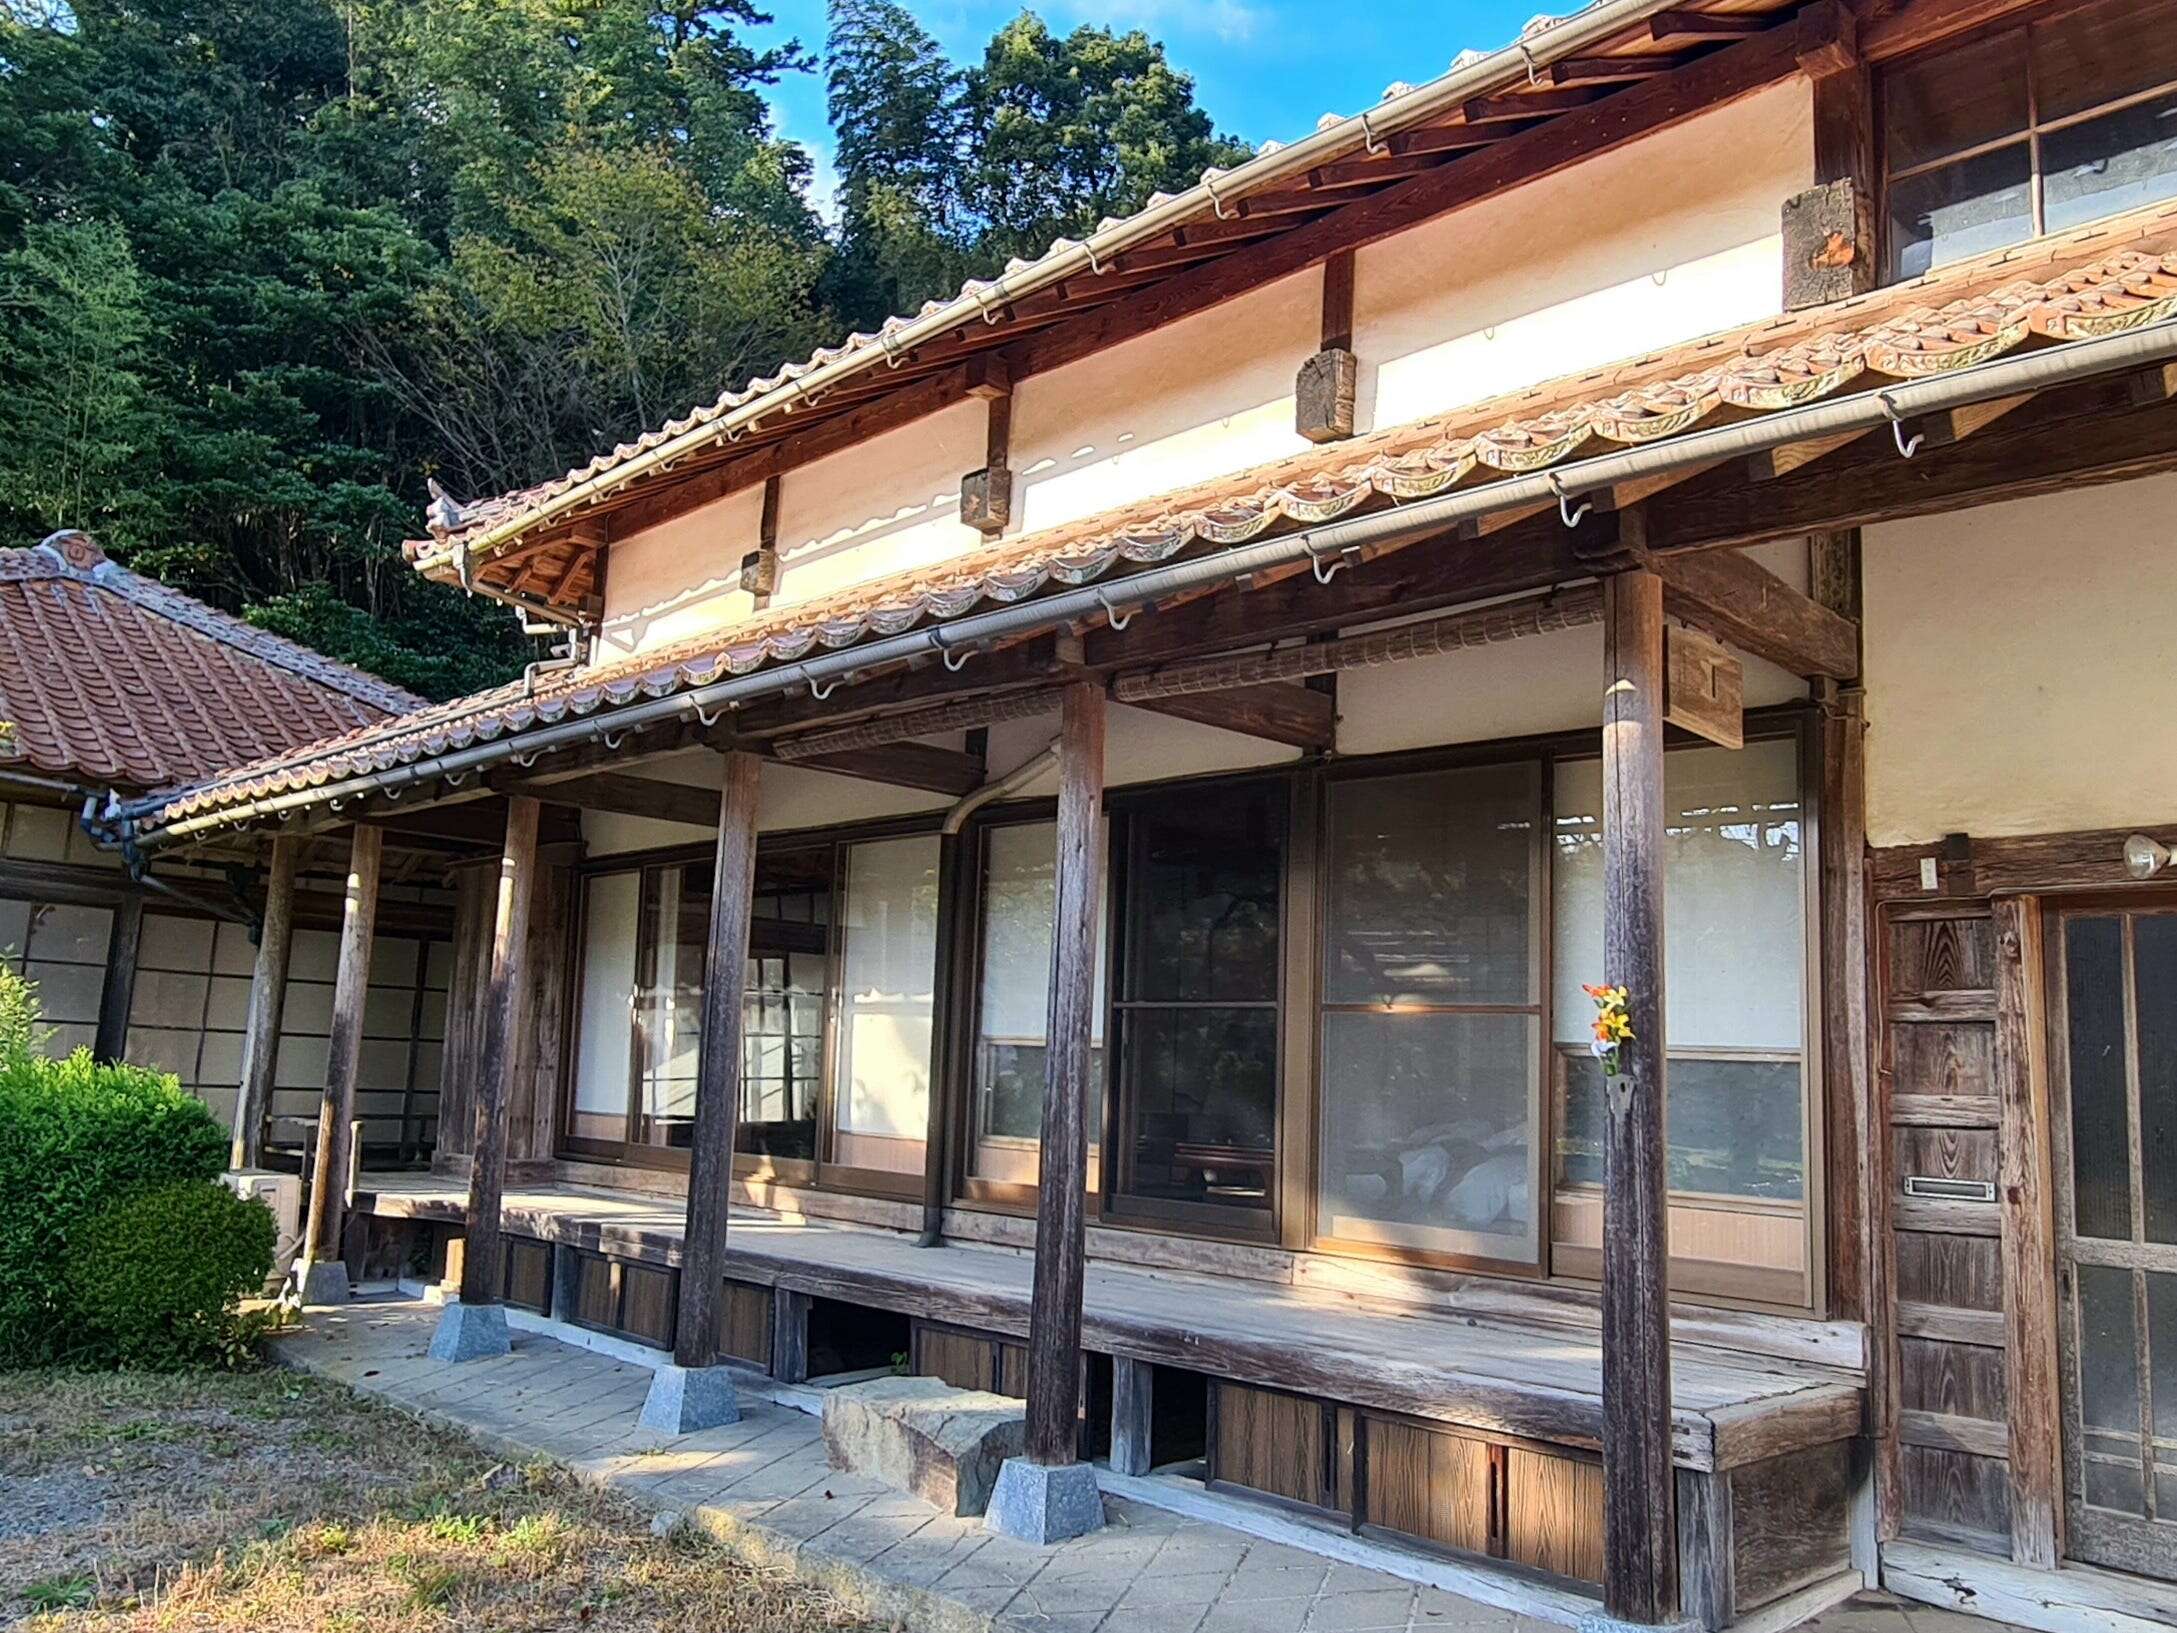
[
  {"left": 595, "top": 484, "right": 763, "bottom": 662},
  {"left": 587, "top": 84, "right": 1811, "bottom": 674},
  {"left": 986, "top": 698, "right": 1300, "bottom": 790},
  {"left": 1009, "top": 269, "right": 1319, "bottom": 535},
  {"left": 1336, "top": 540, "right": 1811, "bottom": 758},
  {"left": 1864, "top": 475, "right": 2177, "bottom": 847},
  {"left": 772, "top": 397, "right": 988, "bottom": 609},
  {"left": 578, "top": 749, "right": 948, "bottom": 857},
  {"left": 1357, "top": 82, "right": 1811, "bottom": 432}
]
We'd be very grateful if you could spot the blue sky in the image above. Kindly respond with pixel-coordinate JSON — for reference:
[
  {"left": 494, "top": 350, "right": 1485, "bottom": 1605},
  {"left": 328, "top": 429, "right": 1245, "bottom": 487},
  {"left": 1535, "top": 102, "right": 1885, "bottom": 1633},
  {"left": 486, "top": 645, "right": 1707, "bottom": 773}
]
[{"left": 745, "top": 2, "right": 1550, "bottom": 217}]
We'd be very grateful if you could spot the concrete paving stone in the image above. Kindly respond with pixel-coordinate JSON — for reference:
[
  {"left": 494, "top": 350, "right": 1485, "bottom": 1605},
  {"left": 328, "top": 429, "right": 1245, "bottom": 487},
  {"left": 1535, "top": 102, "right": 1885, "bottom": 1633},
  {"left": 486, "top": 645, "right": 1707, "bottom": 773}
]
[
  {"left": 1304, "top": 1586, "right": 1422, "bottom": 1633},
  {"left": 1319, "top": 1564, "right": 1412, "bottom": 1597},
  {"left": 1002, "top": 1569, "right": 1143, "bottom": 1616},
  {"left": 1408, "top": 1588, "right": 1523, "bottom": 1629},
  {"left": 1195, "top": 1597, "right": 1318, "bottom": 1633},
  {"left": 994, "top": 1610, "right": 1111, "bottom": 1633},
  {"left": 1117, "top": 1569, "right": 1237, "bottom": 1608},
  {"left": 1221, "top": 1563, "right": 1333, "bottom": 1601}
]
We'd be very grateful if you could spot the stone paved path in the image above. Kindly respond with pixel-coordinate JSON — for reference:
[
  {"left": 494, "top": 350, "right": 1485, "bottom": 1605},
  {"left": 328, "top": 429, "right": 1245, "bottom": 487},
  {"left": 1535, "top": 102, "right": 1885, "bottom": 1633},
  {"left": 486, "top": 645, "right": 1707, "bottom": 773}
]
[{"left": 273, "top": 1296, "right": 2025, "bottom": 1633}]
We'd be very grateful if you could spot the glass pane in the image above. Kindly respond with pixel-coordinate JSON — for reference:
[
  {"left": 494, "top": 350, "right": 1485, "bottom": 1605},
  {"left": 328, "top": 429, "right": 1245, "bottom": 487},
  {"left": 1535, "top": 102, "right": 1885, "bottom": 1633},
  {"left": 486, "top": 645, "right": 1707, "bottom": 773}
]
[
  {"left": 138, "top": 912, "right": 214, "bottom": 971},
  {"left": 2067, "top": 916, "right": 2134, "bottom": 1241},
  {"left": 1118, "top": 1006, "right": 1276, "bottom": 1210},
  {"left": 1553, "top": 741, "right": 1805, "bottom": 1050},
  {"left": 2080, "top": 1263, "right": 2143, "bottom": 1432},
  {"left": 1324, "top": 764, "right": 1538, "bottom": 1007},
  {"left": 26, "top": 959, "right": 104, "bottom": 1025},
  {"left": 1319, "top": 1010, "right": 1537, "bottom": 1261},
  {"left": 1885, "top": 28, "right": 2028, "bottom": 170},
  {"left": 1121, "top": 784, "right": 1282, "bottom": 1004},
  {"left": 571, "top": 870, "right": 641, "bottom": 1139},
  {"left": 2044, "top": 91, "right": 2177, "bottom": 234},
  {"left": 2033, "top": 0, "right": 2177, "bottom": 123},
  {"left": 129, "top": 969, "right": 208, "bottom": 1029},
  {"left": 970, "top": 820, "right": 1107, "bottom": 1186},
  {"left": 2137, "top": 917, "right": 2177, "bottom": 1245},
  {"left": 832, "top": 835, "right": 940, "bottom": 1173},
  {"left": 1559, "top": 1053, "right": 1806, "bottom": 1200},
  {"left": 739, "top": 948, "right": 821, "bottom": 1161},
  {"left": 0, "top": 897, "right": 29, "bottom": 957},
  {"left": 1887, "top": 145, "right": 2035, "bottom": 281},
  {"left": 2150, "top": 1270, "right": 2177, "bottom": 1447},
  {"left": 635, "top": 862, "right": 707, "bottom": 1152}
]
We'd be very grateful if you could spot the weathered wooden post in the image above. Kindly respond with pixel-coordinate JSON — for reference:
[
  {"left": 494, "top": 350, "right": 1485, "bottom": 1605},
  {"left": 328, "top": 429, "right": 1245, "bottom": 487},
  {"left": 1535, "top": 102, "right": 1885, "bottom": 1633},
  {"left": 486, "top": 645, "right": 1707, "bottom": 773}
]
[
  {"left": 429, "top": 795, "right": 539, "bottom": 1361},
  {"left": 640, "top": 751, "right": 761, "bottom": 1430},
  {"left": 1600, "top": 569, "right": 1679, "bottom": 1624},
  {"left": 987, "top": 680, "right": 1106, "bottom": 1542},
  {"left": 294, "top": 824, "right": 382, "bottom": 1305},
  {"left": 230, "top": 833, "right": 298, "bottom": 1170}
]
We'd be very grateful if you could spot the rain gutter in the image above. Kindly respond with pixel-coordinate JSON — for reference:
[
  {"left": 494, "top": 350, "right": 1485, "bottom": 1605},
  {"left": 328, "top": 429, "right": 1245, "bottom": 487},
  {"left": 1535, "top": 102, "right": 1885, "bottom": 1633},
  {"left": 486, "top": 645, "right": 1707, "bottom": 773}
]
[{"left": 133, "top": 313, "right": 2177, "bottom": 847}]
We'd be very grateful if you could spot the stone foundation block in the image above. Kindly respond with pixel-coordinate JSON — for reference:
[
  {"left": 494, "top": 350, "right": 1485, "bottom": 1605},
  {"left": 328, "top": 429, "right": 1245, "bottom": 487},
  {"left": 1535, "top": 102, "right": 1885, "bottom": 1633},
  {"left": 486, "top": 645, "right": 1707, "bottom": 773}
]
[
  {"left": 984, "top": 1456, "right": 1104, "bottom": 1544},
  {"left": 822, "top": 1375, "right": 1026, "bottom": 1517},
  {"left": 639, "top": 1365, "right": 740, "bottom": 1435},
  {"left": 426, "top": 1300, "right": 511, "bottom": 1363},
  {"left": 294, "top": 1258, "right": 351, "bottom": 1307}
]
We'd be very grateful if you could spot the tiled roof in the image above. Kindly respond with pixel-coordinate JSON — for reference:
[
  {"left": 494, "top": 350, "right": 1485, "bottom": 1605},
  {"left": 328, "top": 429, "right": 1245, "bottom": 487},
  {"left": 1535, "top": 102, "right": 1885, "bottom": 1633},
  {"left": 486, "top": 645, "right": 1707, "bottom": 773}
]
[
  {"left": 406, "top": 0, "right": 1764, "bottom": 571},
  {"left": 0, "top": 532, "right": 426, "bottom": 790},
  {"left": 135, "top": 209, "right": 2177, "bottom": 833}
]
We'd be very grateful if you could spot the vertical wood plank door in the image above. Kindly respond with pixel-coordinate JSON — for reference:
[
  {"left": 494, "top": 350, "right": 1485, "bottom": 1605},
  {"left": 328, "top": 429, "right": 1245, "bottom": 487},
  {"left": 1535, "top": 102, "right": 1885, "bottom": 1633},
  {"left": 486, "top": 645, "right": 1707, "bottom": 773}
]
[{"left": 2046, "top": 901, "right": 2177, "bottom": 1581}]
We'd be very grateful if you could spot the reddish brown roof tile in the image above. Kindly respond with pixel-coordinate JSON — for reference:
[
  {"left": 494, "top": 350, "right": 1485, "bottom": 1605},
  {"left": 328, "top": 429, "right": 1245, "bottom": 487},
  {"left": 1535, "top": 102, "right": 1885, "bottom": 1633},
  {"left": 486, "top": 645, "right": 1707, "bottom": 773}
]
[
  {"left": 0, "top": 533, "right": 425, "bottom": 790},
  {"left": 134, "top": 213, "right": 2177, "bottom": 834}
]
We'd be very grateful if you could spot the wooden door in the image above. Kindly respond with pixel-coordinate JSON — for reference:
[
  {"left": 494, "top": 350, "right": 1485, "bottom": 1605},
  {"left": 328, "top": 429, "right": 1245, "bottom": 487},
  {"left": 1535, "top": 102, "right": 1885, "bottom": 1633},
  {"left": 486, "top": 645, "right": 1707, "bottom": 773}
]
[{"left": 2047, "top": 903, "right": 2177, "bottom": 1579}]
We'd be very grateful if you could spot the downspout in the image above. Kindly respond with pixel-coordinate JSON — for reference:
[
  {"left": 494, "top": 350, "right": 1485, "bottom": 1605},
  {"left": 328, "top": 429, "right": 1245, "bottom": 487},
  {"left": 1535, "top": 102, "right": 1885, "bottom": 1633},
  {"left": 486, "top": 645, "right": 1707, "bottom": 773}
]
[
  {"left": 130, "top": 313, "right": 2177, "bottom": 847},
  {"left": 920, "top": 742, "right": 1062, "bottom": 1247}
]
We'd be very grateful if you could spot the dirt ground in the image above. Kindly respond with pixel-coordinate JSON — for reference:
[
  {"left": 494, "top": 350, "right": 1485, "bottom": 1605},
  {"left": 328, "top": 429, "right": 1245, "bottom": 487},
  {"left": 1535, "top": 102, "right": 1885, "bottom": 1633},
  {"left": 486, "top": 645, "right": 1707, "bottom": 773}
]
[{"left": 0, "top": 1369, "right": 882, "bottom": 1632}]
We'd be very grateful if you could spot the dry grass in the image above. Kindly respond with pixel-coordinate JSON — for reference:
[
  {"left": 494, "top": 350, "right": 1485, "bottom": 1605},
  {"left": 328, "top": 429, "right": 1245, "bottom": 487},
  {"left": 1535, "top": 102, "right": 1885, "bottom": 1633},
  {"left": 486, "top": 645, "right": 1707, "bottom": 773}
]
[{"left": 0, "top": 1370, "right": 882, "bottom": 1632}]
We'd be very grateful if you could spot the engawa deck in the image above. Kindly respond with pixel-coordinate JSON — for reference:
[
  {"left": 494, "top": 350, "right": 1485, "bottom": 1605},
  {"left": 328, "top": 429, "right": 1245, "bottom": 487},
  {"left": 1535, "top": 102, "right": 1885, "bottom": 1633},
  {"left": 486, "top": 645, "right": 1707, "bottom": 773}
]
[{"left": 354, "top": 1175, "right": 1862, "bottom": 1476}]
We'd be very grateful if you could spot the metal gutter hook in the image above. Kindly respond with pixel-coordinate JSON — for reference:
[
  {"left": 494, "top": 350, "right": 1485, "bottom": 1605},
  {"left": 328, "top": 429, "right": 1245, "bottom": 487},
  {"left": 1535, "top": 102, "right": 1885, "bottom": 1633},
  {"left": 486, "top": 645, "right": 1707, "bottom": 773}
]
[
  {"left": 1308, "top": 541, "right": 1361, "bottom": 585},
  {"left": 1546, "top": 471, "right": 1592, "bottom": 529},
  {"left": 691, "top": 701, "right": 731, "bottom": 729},
  {"left": 1877, "top": 390, "right": 1925, "bottom": 459},
  {"left": 809, "top": 675, "right": 840, "bottom": 701},
  {"left": 1096, "top": 591, "right": 1136, "bottom": 631},
  {"left": 601, "top": 728, "right": 630, "bottom": 751},
  {"left": 943, "top": 645, "right": 975, "bottom": 673},
  {"left": 512, "top": 749, "right": 541, "bottom": 769}
]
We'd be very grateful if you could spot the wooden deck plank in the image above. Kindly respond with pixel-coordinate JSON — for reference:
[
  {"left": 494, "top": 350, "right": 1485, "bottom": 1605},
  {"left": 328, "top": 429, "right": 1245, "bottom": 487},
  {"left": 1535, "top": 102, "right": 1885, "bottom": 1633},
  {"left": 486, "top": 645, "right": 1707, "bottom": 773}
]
[{"left": 354, "top": 1175, "right": 1861, "bottom": 1472}]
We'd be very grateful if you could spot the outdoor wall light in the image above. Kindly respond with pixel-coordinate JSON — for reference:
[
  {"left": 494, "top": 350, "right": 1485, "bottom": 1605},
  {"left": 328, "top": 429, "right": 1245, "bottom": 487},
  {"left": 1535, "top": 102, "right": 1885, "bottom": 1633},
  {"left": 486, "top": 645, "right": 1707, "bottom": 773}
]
[{"left": 2123, "top": 833, "right": 2171, "bottom": 880}]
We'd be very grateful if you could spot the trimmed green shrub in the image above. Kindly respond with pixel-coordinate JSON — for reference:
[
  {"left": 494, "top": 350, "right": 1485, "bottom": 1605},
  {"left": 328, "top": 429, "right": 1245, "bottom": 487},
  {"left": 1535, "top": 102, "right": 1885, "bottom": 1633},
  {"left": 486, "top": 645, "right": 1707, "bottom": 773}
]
[
  {"left": 0, "top": 962, "right": 46, "bottom": 1067},
  {"left": 0, "top": 1048, "right": 229, "bottom": 1365},
  {"left": 67, "top": 1181, "right": 276, "bottom": 1368}
]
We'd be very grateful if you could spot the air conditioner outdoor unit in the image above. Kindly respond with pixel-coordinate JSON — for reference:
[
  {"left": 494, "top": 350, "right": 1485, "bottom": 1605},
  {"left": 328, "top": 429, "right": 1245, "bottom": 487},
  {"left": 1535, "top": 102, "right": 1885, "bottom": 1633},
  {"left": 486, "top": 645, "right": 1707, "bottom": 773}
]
[{"left": 223, "top": 1168, "right": 303, "bottom": 1291}]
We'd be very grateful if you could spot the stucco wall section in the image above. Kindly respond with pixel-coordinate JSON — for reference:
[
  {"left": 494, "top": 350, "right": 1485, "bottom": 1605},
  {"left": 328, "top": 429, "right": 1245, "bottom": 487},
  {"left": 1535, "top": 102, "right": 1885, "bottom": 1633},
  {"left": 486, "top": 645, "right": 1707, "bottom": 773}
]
[
  {"left": 1010, "top": 269, "right": 1319, "bottom": 535},
  {"left": 595, "top": 483, "right": 763, "bottom": 663},
  {"left": 1356, "top": 82, "right": 1810, "bottom": 432},
  {"left": 1337, "top": 539, "right": 1811, "bottom": 757},
  {"left": 1864, "top": 475, "right": 2177, "bottom": 847}
]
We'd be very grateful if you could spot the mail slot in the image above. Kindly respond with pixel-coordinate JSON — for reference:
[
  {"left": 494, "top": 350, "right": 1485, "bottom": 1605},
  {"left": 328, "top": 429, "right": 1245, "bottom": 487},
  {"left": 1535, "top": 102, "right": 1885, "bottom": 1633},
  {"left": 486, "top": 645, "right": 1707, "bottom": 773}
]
[{"left": 1903, "top": 1175, "right": 1997, "bottom": 1203}]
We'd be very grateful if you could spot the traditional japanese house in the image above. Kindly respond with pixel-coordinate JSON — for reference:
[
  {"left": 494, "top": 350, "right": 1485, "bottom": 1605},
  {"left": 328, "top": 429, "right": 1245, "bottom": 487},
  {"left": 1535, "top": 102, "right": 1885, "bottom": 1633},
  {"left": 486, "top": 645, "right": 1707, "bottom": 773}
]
[
  {"left": 86, "top": 1, "right": 2177, "bottom": 1626},
  {"left": 0, "top": 529, "right": 476, "bottom": 1186}
]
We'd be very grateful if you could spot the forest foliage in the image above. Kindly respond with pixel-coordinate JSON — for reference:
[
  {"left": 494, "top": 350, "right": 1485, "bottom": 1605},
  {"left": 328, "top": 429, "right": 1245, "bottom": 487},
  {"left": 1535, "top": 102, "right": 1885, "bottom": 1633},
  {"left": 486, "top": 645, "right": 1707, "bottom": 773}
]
[{"left": 0, "top": 1, "right": 1248, "bottom": 698}]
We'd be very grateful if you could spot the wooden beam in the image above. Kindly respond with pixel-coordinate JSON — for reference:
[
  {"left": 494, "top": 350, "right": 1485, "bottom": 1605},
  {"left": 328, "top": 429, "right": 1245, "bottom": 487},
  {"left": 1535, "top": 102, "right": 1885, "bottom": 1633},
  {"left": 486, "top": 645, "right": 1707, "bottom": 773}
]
[
  {"left": 1652, "top": 547, "right": 1860, "bottom": 681},
  {"left": 1747, "top": 428, "right": 1871, "bottom": 481},
  {"left": 298, "top": 823, "right": 382, "bottom": 1292},
  {"left": 1111, "top": 1356, "right": 1155, "bottom": 1477},
  {"left": 1861, "top": 0, "right": 2095, "bottom": 64},
  {"left": 1118, "top": 680, "right": 1336, "bottom": 751},
  {"left": 457, "top": 794, "right": 539, "bottom": 1309},
  {"left": 231, "top": 834, "right": 298, "bottom": 1169},
  {"left": 1650, "top": 9, "right": 1764, "bottom": 41},
  {"left": 1600, "top": 570, "right": 1678, "bottom": 1624},
  {"left": 789, "top": 741, "right": 987, "bottom": 796},
  {"left": 1819, "top": 678, "right": 1872, "bottom": 1323},
  {"left": 1993, "top": 895, "right": 2062, "bottom": 1571},
  {"left": 498, "top": 769, "right": 721, "bottom": 829},
  {"left": 673, "top": 752, "right": 761, "bottom": 1372},
  {"left": 1644, "top": 372, "right": 2177, "bottom": 554},
  {"left": 1025, "top": 681, "right": 1104, "bottom": 1468},
  {"left": 93, "top": 889, "right": 143, "bottom": 1065},
  {"left": 1320, "top": 247, "right": 1355, "bottom": 353}
]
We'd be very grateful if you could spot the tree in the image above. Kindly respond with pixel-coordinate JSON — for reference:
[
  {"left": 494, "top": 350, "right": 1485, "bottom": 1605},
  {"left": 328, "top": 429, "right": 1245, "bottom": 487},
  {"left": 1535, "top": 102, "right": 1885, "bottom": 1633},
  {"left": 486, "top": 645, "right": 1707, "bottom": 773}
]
[
  {"left": 958, "top": 14, "right": 1253, "bottom": 267},
  {"left": 823, "top": 0, "right": 972, "bottom": 325},
  {"left": 0, "top": 218, "right": 157, "bottom": 541}
]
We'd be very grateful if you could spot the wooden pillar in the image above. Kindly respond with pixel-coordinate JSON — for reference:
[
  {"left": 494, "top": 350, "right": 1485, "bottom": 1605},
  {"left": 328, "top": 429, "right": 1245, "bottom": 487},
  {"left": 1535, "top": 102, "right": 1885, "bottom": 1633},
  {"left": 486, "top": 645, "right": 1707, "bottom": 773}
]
[
  {"left": 921, "top": 826, "right": 973, "bottom": 1246},
  {"left": 299, "top": 824, "right": 382, "bottom": 1278},
  {"left": 671, "top": 751, "right": 761, "bottom": 1371},
  {"left": 1994, "top": 895, "right": 2062, "bottom": 1570},
  {"left": 1110, "top": 1356, "right": 1155, "bottom": 1477},
  {"left": 456, "top": 795, "right": 540, "bottom": 1308},
  {"left": 1600, "top": 571, "right": 1679, "bottom": 1624},
  {"left": 1024, "top": 680, "right": 1105, "bottom": 1467},
  {"left": 231, "top": 834, "right": 298, "bottom": 1169},
  {"left": 93, "top": 889, "right": 143, "bottom": 1065}
]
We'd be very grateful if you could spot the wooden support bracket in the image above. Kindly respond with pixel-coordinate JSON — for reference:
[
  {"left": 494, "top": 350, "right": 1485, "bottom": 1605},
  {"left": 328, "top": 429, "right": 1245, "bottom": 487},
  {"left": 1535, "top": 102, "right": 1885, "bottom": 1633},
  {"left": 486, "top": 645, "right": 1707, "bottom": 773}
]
[{"left": 1653, "top": 548, "right": 1860, "bottom": 682}]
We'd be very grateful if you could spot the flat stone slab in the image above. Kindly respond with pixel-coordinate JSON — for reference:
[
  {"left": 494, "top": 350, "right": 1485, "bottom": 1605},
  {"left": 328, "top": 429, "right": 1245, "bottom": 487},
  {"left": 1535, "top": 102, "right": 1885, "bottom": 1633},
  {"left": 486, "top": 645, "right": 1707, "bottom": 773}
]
[
  {"left": 821, "top": 1375, "right": 1026, "bottom": 1518},
  {"left": 985, "top": 1456, "right": 1104, "bottom": 1545}
]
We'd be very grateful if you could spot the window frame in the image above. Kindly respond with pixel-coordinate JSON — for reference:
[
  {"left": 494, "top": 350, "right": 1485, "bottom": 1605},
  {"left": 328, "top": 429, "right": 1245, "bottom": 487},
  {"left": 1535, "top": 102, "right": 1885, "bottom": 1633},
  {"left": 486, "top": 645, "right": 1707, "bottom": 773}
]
[
  {"left": 1878, "top": 1, "right": 2177, "bottom": 282},
  {"left": 556, "top": 811, "right": 945, "bottom": 1203}
]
